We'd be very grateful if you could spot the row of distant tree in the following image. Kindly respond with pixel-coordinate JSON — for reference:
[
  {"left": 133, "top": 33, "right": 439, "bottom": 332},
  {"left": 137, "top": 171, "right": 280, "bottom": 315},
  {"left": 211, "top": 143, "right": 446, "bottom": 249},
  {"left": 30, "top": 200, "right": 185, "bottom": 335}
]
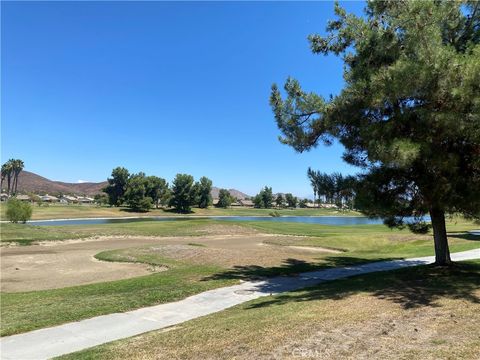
[
  {"left": 252, "top": 186, "right": 309, "bottom": 209},
  {"left": 103, "top": 167, "right": 321, "bottom": 213},
  {"left": 251, "top": 171, "right": 360, "bottom": 211},
  {"left": 307, "top": 168, "right": 357, "bottom": 209},
  {"left": 0, "top": 160, "right": 356, "bottom": 213},
  {"left": 102, "top": 167, "right": 237, "bottom": 212},
  {"left": 1, "top": 159, "right": 25, "bottom": 196}
]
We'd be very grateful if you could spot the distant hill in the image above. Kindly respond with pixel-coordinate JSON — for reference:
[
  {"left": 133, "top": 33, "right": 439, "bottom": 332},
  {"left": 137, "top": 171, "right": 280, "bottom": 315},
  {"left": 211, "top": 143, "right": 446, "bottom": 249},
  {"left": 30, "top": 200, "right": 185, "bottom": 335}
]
[
  {"left": 211, "top": 187, "right": 250, "bottom": 200},
  {"left": 3, "top": 171, "right": 250, "bottom": 199},
  {"left": 4, "top": 171, "right": 107, "bottom": 196}
]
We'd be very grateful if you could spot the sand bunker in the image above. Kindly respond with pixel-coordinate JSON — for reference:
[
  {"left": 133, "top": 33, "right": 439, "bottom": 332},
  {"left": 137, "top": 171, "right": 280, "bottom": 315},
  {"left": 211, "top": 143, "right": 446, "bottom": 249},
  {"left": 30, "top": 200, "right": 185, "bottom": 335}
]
[{"left": 1, "top": 233, "right": 337, "bottom": 292}]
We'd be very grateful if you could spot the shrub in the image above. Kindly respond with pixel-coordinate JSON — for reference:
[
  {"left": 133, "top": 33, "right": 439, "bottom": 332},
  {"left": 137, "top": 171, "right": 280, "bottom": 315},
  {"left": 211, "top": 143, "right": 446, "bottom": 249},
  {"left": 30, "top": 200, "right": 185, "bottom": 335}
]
[{"left": 6, "top": 199, "right": 33, "bottom": 223}]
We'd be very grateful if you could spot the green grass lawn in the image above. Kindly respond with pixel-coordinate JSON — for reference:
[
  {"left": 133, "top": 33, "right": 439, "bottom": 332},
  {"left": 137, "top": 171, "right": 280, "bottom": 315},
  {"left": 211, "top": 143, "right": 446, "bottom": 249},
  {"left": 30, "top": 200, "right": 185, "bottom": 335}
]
[
  {"left": 59, "top": 260, "right": 480, "bottom": 360},
  {"left": 0, "top": 202, "right": 361, "bottom": 220},
  {"left": 2, "top": 214, "right": 477, "bottom": 246},
  {"left": 0, "top": 254, "right": 236, "bottom": 336},
  {"left": 242, "top": 215, "right": 479, "bottom": 237},
  {"left": 1, "top": 219, "right": 478, "bottom": 336},
  {"left": 242, "top": 219, "right": 480, "bottom": 261},
  {"left": 0, "top": 219, "right": 224, "bottom": 245}
]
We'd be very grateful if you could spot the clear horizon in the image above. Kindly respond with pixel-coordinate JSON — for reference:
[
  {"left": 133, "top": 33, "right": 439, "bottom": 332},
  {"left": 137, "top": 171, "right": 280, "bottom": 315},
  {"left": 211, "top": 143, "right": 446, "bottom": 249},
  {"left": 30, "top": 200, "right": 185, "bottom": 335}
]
[{"left": 1, "top": 1, "right": 365, "bottom": 198}]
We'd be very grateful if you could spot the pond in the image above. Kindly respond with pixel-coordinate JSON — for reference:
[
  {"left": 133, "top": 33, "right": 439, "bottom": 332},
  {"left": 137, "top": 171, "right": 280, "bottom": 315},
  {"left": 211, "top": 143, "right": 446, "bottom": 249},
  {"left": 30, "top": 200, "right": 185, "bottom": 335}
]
[{"left": 27, "top": 216, "right": 428, "bottom": 227}]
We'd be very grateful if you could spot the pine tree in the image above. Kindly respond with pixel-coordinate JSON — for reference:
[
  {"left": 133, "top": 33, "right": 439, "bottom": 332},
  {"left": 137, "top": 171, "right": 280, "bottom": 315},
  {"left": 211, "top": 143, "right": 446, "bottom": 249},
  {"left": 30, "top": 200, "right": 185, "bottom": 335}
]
[{"left": 270, "top": 1, "right": 480, "bottom": 265}]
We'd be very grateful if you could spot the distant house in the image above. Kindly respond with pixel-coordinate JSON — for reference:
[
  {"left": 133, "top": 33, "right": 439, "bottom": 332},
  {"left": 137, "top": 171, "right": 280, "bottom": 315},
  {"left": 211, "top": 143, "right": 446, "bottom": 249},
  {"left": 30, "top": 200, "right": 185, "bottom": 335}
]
[
  {"left": 16, "top": 194, "right": 32, "bottom": 202},
  {"left": 40, "top": 194, "right": 59, "bottom": 202},
  {"left": 212, "top": 199, "right": 219, "bottom": 206},
  {"left": 59, "top": 195, "right": 78, "bottom": 204},
  {"left": 1, "top": 193, "right": 10, "bottom": 202},
  {"left": 321, "top": 203, "right": 338, "bottom": 209},
  {"left": 239, "top": 199, "right": 254, "bottom": 207},
  {"left": 76, "top": 196, "right": 94, "bottom": 204}
]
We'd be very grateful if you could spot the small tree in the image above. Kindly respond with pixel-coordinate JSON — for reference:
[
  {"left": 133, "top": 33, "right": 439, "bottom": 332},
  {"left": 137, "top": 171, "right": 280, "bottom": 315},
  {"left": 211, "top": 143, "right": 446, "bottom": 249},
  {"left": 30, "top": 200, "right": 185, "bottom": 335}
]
[
  {"left": 94, "top": 193, "right": 109, "bottom": 206},
  {"left": 145, "top": 176, "right": 169, "bottom": 209},
  {"left": 169, "top": 174, "right": 197, "bottom": 213},
  {"left": 197, "top": 176, "right": 213, "bottom": 208},
  {"left": 253, "top": 187, "right": 274, "bottom": 208},
  {"left": 103, "top": 167, "right": 130, "bottom": 206},
  {"left": 260, "top": 186, "right": 273, "bottom": 208},
  {"left": 275, "top": 194, "right": 285, "bottom": 208},
  {"left": 6, "top": 198, "right": 32, "bottom": 223},
  {"left": 285, "top": 193, "right": 298, "bottom": 208},
  {"left": 299, "top": 198, "right": 308, "bottom": 208},
  {"left": 253, "top": 193, "right": 264, "bottom": 208},
  {"left": 217, "top": 189, "right": 234, "bottom": 208},
  {"left": 124, "top": 173, "right": 153, "bottom": 212}
]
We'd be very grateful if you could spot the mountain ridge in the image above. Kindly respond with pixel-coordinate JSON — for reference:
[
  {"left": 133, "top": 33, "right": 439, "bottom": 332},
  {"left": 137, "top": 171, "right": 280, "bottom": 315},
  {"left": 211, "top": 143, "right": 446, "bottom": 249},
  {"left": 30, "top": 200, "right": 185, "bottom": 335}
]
[{"left": 2, "top": 171, "right": 250, "bottom": 199}]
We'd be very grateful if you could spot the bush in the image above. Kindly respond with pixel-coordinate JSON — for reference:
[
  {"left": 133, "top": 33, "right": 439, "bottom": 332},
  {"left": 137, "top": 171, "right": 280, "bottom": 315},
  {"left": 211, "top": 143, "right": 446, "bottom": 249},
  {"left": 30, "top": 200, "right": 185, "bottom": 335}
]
[{"left": 6, "top": 199, "right": 33, "bottom": 223}]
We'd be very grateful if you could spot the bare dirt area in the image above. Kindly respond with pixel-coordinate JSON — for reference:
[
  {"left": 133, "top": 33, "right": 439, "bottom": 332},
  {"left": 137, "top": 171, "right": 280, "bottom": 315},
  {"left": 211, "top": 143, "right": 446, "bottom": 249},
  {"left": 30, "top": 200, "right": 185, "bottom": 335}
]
[
  {"left": 1, "top": 238, "right": 163, "bottom": 292},
  {"left": 268, "top": 294, "right": 480, "bottom": 360},
  {"left": 0, "top": 232, "right": 324, "bottom": 292},
  {"left": 194, "top": 224, "right": 259, "bottom": 236}
]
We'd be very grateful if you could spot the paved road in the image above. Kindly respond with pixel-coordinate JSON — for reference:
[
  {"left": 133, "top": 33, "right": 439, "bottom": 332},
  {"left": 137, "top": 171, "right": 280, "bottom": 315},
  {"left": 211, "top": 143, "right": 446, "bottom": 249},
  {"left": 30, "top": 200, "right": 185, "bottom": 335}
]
[{"left": 1, "top": 248, "right": 479, "bottom": 360}]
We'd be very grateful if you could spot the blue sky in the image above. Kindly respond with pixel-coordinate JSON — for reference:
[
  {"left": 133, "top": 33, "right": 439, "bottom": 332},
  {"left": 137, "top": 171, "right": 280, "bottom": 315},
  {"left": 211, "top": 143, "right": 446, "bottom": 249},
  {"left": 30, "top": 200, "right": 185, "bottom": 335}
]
[{"left": 2, "top": 1, "right": 365, "bottom": 197}]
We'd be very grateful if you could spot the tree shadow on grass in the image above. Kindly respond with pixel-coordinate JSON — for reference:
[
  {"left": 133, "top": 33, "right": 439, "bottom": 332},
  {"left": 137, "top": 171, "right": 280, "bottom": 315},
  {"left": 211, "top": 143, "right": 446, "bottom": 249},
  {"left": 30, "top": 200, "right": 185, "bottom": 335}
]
[
  {"left": 447, "top": 232, "right": 480, "bottom": 241},
  {"left": 244, "top": 261, "right": 480, "bottom": 310},
  {"left": 202, "top": 256, "right": 397, "bottom": 281},
  {"left": 161, "top": 208, "right": 195, "bottom": 215},
  {"left": 118, "top": 208, "right": 152, "bottom": 214},
  {"left": 203, "top": 255, "right": 480, "bottom": 310}
]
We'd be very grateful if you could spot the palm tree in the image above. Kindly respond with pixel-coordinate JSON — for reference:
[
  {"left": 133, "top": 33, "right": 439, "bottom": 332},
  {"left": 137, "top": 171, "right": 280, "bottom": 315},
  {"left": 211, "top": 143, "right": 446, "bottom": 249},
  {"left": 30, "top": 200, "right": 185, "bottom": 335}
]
[
  {"left": 1, "top": 159, "right": 25, "bottom": 195},
  {"left": 12, "top": 159, "right": 24, "bottom": 195},
  {"left": 332, "top": 172, "right": 344, "bottom": 207},
  {"left": 307, "top": 168, "right": 318, "bottom": 207},
  {"left": 1, "top": 164, "right": 7, "bottom": 193},
  {"left": 1, "top": 161, "right": 13, "bottom": 195}
]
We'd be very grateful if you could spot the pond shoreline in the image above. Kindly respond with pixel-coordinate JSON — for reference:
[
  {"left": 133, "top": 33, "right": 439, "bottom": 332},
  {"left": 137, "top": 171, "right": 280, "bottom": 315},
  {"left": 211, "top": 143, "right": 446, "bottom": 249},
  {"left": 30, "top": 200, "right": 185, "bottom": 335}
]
[
  {"left": 1, "top": 215, "right": 418, "bottom": 227},
  {"left": 36, "top": 214, "right": 365, "bottom": 221},
  {"left": 0, "top": 214, "right": 365, "bottom": 224}
]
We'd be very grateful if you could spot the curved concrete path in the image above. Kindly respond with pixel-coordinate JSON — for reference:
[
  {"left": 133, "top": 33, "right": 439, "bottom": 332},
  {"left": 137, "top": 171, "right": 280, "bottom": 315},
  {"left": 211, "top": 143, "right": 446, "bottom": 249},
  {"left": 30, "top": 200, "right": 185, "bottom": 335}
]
[{"left": 1, "top": 248, "right": 479, "bottom": 360}]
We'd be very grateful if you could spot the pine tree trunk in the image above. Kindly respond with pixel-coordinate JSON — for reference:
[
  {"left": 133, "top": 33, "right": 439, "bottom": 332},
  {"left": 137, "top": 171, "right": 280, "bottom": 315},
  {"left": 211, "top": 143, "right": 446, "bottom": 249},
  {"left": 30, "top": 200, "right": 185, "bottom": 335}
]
[{"left": 429, "top": 208, "right": 451, "bottom": 266}]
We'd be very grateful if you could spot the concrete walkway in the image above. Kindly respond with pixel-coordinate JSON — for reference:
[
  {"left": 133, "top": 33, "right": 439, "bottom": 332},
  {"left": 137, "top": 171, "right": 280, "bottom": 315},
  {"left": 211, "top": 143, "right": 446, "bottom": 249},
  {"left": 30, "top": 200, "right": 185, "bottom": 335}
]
[{"left": 1, "top": 248, "right": 479, "bottom": 360}]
